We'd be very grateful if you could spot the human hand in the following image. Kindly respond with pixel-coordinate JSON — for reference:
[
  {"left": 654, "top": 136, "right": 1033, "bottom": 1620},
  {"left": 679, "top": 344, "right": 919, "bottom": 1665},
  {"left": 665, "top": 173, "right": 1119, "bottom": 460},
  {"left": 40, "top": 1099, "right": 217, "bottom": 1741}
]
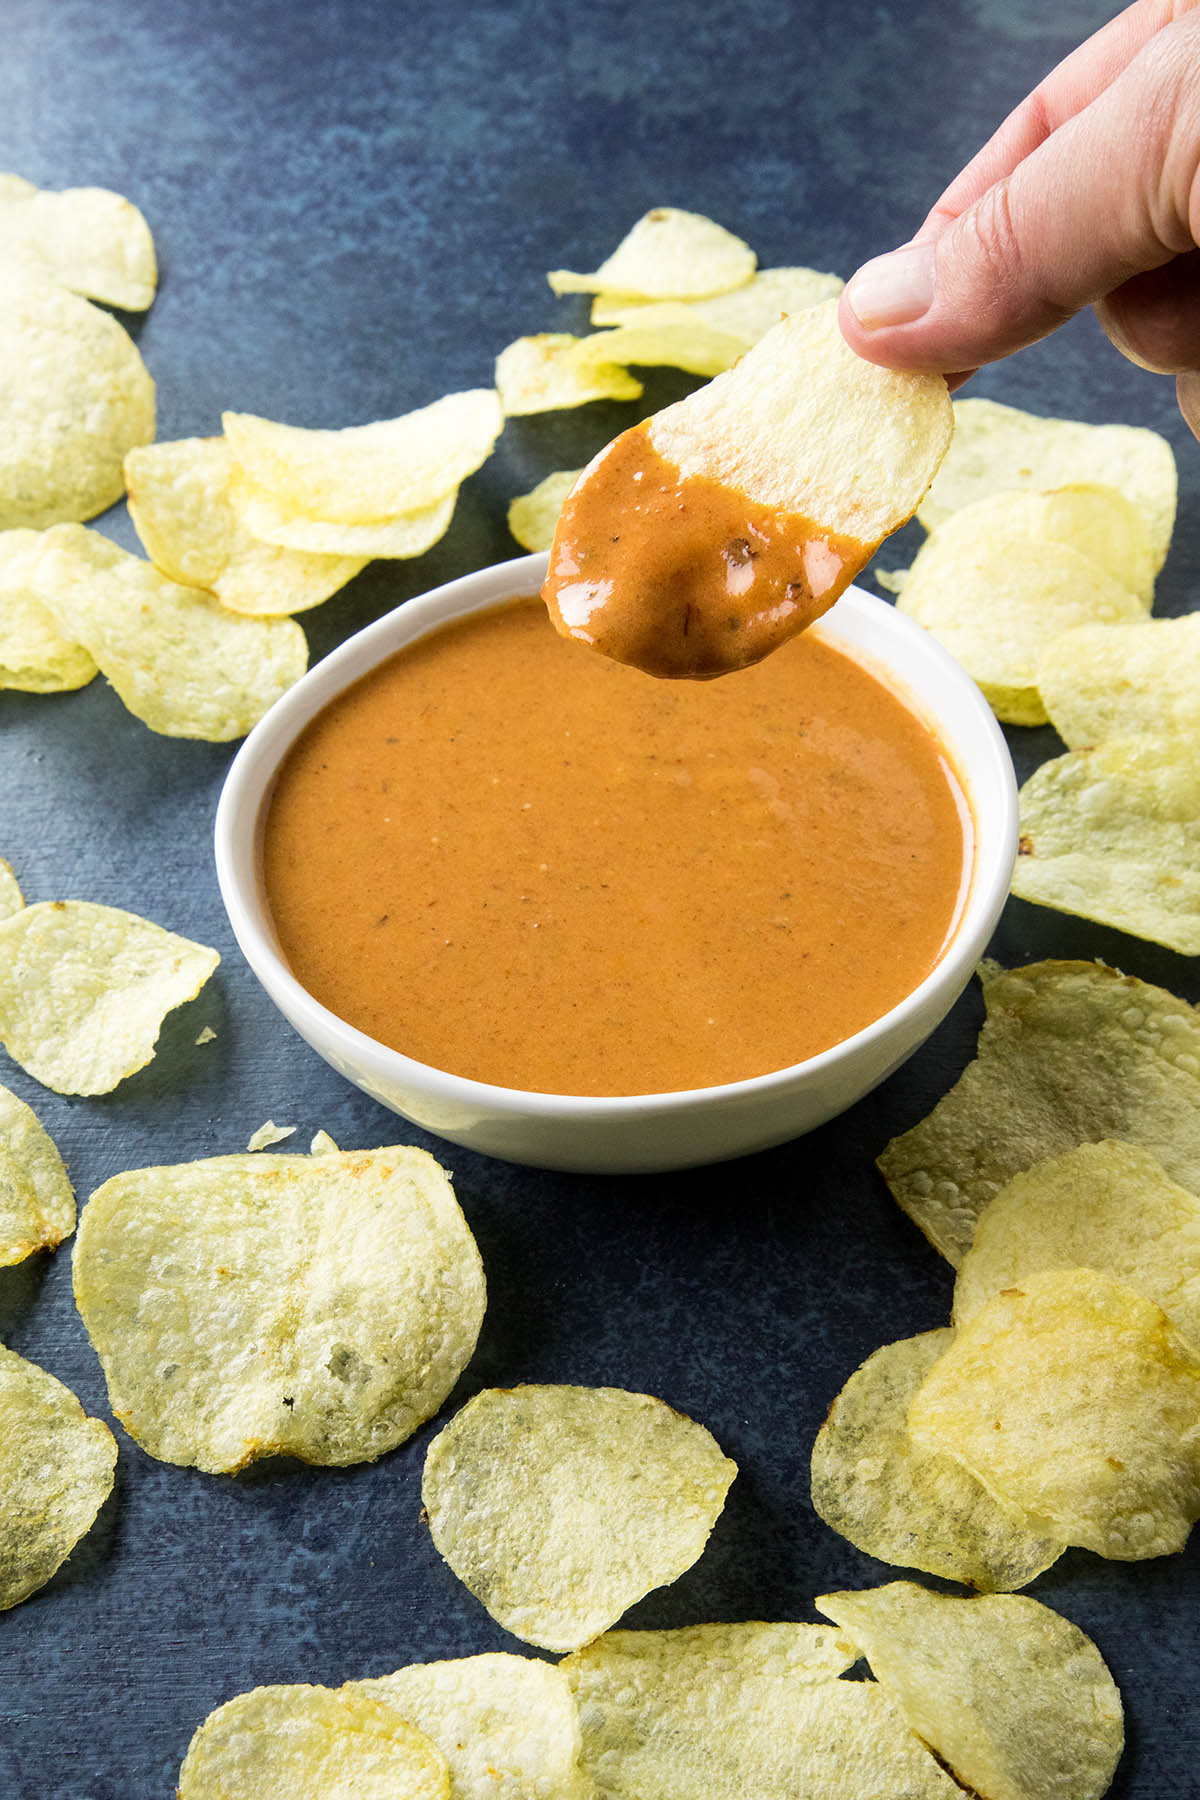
[{"left": 838, "top": 0, "right": 1200, "bottom": 433}]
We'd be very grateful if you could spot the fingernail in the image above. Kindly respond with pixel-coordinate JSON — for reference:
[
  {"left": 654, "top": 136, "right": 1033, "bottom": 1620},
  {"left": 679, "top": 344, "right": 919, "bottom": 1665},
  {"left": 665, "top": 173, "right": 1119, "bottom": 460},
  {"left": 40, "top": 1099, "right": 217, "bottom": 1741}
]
[{"left": 845, "top": 243, "right": 935, "bottom": 330}]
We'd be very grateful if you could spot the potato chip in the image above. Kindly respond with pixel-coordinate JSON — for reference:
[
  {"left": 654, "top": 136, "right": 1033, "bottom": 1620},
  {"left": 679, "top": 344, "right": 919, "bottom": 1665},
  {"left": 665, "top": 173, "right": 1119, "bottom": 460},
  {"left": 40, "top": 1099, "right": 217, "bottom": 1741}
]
[
  {"left": 877, "top": 959, "right": 1200, "bottom": 1266},
  {"left": 73, "top": 1144, "right": 485, "bottom": 1473},
  {"left": 1037, "top": 614, "right": 1200, "bottom": 748},
  {"left": 895, "top": 524, "right": 1145, "bottom": 725},
  {"left": 548, "top": 207, "right": 756, "bottom": 300},
  {"left": 562, "top": 1624, "right": 961, "bottom": 1800},
  {"left": 247, "top": 1120, "right": 296, "bottom": 1150},
  {"left": 125, "top": 438, "right": 366, "bottom": 616},
  {"left": 0, "top": 1342, "right": 116, "bottom": 1610},
  {"left": 0, "top": 858, "right": 24, "bottom": 921},
  {"left": 24, "top": 524, "right": 308, "bottom": 738},
  {"left": 810, "top": 1330, "right": 1063, "bottom": 1590},
  {"left": 0, "top": 1083, "right": 76, "bottom": 1264},
  {"left": 910, "top": 1267, "right": 1200, "bottom": 1558},
  {"left": 495, "top": 334, "right": 642, "bottom": 413},
  {"left": 227, "top": 467, "right": 459, "bottom": 558},
  {"left": 177, "top": 1685, "right": 449, "bottom": 1800},
  {"left": 0, "top": 527, "right": 97, "bottom": 691},
  {"left": 0, "top": 173, "right": 156, "bottom": 310},
  {"left": 421, "top": 1384, "right": 736, "bottom": 1651},
  {"left": 1012, "top": 733, "right": 1200, "bottom": 954},
  {"left": 0, "top": 275, "right": 154, "bottom": 529},
  {"left": 570, "top": 315, "right": 749, "bottom": 378},
  {"left": 507, "top": 468, "right": 582, "bottom": 551},
  {"left": 0, "top": 899, "right": 219, "bottom": 1095},
  {"left": 346, "top": 1653, "right": 593, "bottom": 1800},
  {"left": 194, "top": 1026, "right": 217, "bottom": 1046},
  {"left": 590, "top": 263, "right": 844, "bottom": 334},
  {"left": 816, "top": 1582, "right": 1124, "bottom": 1800},
  {"left": 309, "top": 1129, "right": 338, "bottom": 1154},
  {"left": 956, "top": 1141, "right": 1200, "bottom": 1347},
  {"left": 222, "top": 389, "right": 503, "bottom": 524}
]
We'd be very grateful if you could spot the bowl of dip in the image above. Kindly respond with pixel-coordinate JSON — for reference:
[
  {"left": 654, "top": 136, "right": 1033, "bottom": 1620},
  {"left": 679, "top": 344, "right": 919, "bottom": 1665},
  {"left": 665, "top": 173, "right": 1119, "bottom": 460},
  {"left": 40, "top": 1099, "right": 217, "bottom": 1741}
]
[{"left": 215, "top": 550, "right": 1016, "bottom": 1173}]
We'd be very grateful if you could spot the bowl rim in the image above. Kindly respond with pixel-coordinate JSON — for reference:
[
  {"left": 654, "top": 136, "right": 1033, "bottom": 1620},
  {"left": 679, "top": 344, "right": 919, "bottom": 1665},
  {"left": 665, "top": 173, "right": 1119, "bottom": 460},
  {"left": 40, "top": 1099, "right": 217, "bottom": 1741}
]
[{"left": 215, "top": 550, "right": 1017, "bottom": 1119}]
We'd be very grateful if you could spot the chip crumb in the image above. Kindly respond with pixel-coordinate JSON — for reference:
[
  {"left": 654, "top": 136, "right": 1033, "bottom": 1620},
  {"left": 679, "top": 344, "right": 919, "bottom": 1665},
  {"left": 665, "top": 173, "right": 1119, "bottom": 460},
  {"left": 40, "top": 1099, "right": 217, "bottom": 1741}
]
[
  {"left": 194, "top": 1026, "right": 217, "bottom": 1046},
  {"left": 309, "top": 1129, "right": 339, "bottom": 1155},
  {"left": 247, "top": 1120, "right": 296, "bottom": 1151}
]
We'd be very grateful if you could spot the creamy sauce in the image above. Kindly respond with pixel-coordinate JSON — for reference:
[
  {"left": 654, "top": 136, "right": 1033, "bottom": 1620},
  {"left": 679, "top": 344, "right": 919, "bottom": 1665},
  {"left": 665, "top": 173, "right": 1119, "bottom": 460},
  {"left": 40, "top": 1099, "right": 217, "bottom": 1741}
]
[
  {"left": 263, "top": 598, "right": 970, "bottom": 1097},
  {"left": 543, "top": 423, "right": 868, "bottom": 678}
]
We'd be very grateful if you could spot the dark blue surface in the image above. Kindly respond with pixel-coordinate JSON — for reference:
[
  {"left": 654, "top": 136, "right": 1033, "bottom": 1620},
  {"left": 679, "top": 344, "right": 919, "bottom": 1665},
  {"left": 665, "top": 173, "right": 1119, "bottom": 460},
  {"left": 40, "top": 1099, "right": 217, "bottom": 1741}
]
[{"left": 1, "top": 2, "right": 1197, "bottom": 1794}]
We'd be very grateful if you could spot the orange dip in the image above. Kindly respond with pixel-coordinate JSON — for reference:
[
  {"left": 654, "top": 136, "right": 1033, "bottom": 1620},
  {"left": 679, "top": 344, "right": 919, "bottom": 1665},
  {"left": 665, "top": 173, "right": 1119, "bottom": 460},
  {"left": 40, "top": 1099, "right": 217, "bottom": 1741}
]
[
  {"left": 543, "top": 424, "right": 869, "bottom": 678},
  {"left": 263, "top": 597, "right": 970, "bottom": 1097}
]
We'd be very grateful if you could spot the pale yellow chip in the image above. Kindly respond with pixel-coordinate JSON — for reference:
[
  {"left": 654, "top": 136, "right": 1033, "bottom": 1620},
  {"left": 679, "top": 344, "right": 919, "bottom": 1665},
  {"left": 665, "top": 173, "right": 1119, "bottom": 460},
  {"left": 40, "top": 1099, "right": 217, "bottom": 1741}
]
[
  {"left": 0, "top": 858, "right": 24, "bottom": 921},
  {"left": 495, "top": 334, "right": 643, "bottom": 413},
  {"left": 590, "top": 263, "right": 844, "bottom": 334},
  {"left": 918, "top": 396, "right": 1177, "bottom": 572},
  {"left": 422, "top": 1383, "right": 736, "bottom": 1651},
  {"left": 1037, "top": 613, "right": 1200, "bottom": 748},
  {"left": 0, "top": 527, "right": 97, "bottom": 691},
  {"left": 228, "top": 467, "right": 459, "bottom": 558},
  {"left": 0, "top": 1341, "right": 117, "bottom": 1610},
  {"left": 877, "top": 959, "right": 1200, "bottom": 1266},
  {"left": 0, "top": 173, "right": 156, "bottom": 310},
  {"left": 816, "top": 1581, "right": 1124, "bottom": 1800},
  {"left": 23, "top": 524, "right": 308, "bottom": 739},
  {"left": 247, "top": 1120, "right": 297, "bottom": 1151},
  {"left": 507, "top": 469, "right": 583, "bottom": 551},
  {"left": 562, "top": 1624, "right": 960, "bottom": 1800},
  {"left": 125, "top": 438, "right": 366, "bottom": 615},
  {"left": 0, "top": 1082, "right": 76, "bottom": 1264},
  {"left": 1012, "top": 733, "right": 1200, "bottom": 954},
  {"left": 955, "top": 1141, "right": 1200, "bottom": 1348},
  {"left": 648, "top": 298, "right": 952, "bottom": 543},
  {"left": 177, "top": 1684, "right": 449, "bottom": 1800},
  {"left": 73, "top": 1144, "right": 485, "bottom": 1473},
  {"left": 895, "top": 521, "right": 1145, "bottom": 725},
  {"left": 309, "top": 1129, "right": 339, "bottom": 1155},
  {"left": 548, "top": 207, "right": 756, "bottom": 300},
  {"left": 194, "top": 1026, "right": 217, "bottom": 1046},
  {"left": 223, "top": 389, "right": 503, "bottom": 524},
  {"left": 570, "top": 315, "right": 749, "bottom": 378},
  {"left": 0, "top": 899, "right": 219, "bottom": 1095},
  {"left": 910, "top": 1267, "right": 1200, "bottom": 1558},
  {"left": 810, "top": 1329, "right": 1063, "bottom": 1590},
  {"left": 0, "top": 275, "right": 154, "bottom": 529},
  {"left": 345, "top": 1653, "right": 593, "bottom": 1800}
]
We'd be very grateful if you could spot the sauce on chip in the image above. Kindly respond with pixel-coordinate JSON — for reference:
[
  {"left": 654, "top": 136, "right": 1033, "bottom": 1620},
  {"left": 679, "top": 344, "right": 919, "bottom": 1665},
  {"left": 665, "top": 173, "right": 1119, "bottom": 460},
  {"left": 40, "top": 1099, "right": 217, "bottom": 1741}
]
[{"left": 263, "top": 597, "right": 970, "bottom": 1096}]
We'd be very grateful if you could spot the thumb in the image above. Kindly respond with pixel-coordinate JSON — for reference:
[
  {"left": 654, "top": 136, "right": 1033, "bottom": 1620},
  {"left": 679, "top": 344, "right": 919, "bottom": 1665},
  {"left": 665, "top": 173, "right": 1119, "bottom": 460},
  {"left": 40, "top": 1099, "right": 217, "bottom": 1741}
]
[{"left": 840, "top": 13, "right": 1200, "bottom": 373}]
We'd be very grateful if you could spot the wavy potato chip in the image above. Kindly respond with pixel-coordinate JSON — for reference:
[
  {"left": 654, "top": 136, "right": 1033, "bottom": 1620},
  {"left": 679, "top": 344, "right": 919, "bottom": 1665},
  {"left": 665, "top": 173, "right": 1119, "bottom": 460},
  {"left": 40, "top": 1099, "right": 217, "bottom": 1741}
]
[
  {"left": 24, "top": 524, "right": 308, "bottom": 738},
  {"left": 73, "top": 1144, "right": 485, "bottom": 1473},
  {"left": 346, "top": 1653, "right": 593, "bottom": 1800},
  {"left": 810, "top": 1330, "right": 1063, "bottom": 1591},
  {"left": 955, "top": 1141, "right": 1200, "bottom": 1346},
  {"left": 0, "top": 173, "right": 156, "bottom": 310},
  {"left": 896, "top": 524, "right": 1145, "bottom": 725},
  {"left": 177, "top": 1685, "right": 449, "bottom": 1800},
  {"left": 1037, "top": 614, "right": 1200, "bottom": 748},
  {"left": 0, "top": 1342, "right": 116, "bottom": 1610},
  {"left": 548, "top": 206, "right": 755, "bottom": 300},
  {"left": 422, "top": 1383, "right": 736, "bottom": 1651},
  {"left": 0, "top": 858, "right": 24, "bottom": 921},
  {"left": 0, "top": 276, "right": 154, "bottom": 529},
  {"left": 495, "top": 333, "right": 642, "bottom": 413},
  {"left": 563, "top": 1624, "right": 960, "bottom": 1800},
  {"left": 571, "top": 314, "right": 749, "bottom": 378},
  {"left": 910, "top": 1268, "right": 1200, "bottom": 1559},
  {"left": 223, "top": 389, "right": 503, "bottom": 524},
  {"left": 877, "top": 959, "right": 1200, "bottom": 1266},
  {"left": 816, "top": 1582, "right": 1123, "bottom": 1800},
  {"left": 918, "top": 396, "right": 1177, "bottom": 571},
  {"left": 0, "top": 899, "right": 218, "bottom": 1094},
  {"left": 590, "top": 263, "right": 844, "bottom": 334},
  {"left": 507, "top": 468, "right": 582, "bottom": 551},
  {"left": 1012, "top": 733, "right": 1200, "bottom": 954},
  {"left": 0, "top": 1083, "right": 75, "bottom": 1264},
  {"left": 0, "top": 527, "right": 97, "bottom": 691},
  {"left": 228, "top": 467, "right": 459, "bottom": 558},
  {"left": 125, "top": 437, "right": 365, "bottom": 615}
]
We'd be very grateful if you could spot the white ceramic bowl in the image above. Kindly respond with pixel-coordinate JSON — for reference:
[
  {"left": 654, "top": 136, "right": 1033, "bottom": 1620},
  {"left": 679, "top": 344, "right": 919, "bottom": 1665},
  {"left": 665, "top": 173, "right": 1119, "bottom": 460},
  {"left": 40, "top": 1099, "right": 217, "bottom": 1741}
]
[{"left": 215, "top": 551, "right": 1017, "bottom": 1173}]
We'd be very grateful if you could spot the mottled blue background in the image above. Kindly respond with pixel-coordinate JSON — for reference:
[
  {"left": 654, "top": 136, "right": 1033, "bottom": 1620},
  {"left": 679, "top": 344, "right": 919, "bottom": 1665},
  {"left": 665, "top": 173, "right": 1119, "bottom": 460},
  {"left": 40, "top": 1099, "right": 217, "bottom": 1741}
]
[{"left": 1, "top": 1, "right": 1197, "bottom": 1794}]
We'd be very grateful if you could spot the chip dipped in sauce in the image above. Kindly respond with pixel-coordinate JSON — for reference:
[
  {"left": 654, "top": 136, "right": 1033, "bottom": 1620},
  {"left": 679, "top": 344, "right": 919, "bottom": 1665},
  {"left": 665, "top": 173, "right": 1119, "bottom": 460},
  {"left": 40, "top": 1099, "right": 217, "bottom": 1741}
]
[{"left": 262, "top": 597, "right": 970, "bottom": 1098}]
